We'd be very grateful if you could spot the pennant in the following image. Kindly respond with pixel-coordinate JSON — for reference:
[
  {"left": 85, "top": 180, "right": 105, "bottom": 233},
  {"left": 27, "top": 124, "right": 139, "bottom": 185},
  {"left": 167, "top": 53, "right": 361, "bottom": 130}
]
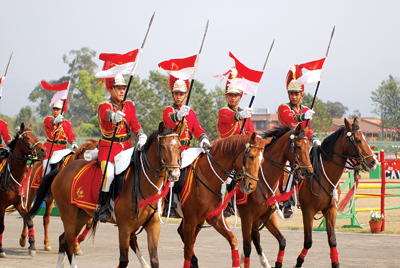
[
  {"left": 42, "top": 81, "right": 70, "bottom": 112},
  {"left": 295, "top": 58, "right": 326, "bottom": 85},
  {"left": 158, "top": 55, "right": 197, "bottom": 80},
  {"left": 95, "top": 49, "right": 139, "bottom": 78},
  {"left": 41, "top": 81, "right": 69, "bottom": 91},
  {"left": 0, "top": 77, "right": 5, "bottom": 98}
]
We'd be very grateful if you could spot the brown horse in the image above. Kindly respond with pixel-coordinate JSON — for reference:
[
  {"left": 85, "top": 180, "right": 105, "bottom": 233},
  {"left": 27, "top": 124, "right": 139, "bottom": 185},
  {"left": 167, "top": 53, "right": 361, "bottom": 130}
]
[
  {"left": 20, "top": 138, "right": 98, "bottom": 253},
  {"left": 293, "top": 118, "right": 377, "bottom": 268},
  {"left": 24, "top": 122, "right": 182, "bottom": 268},
  {"left": 177, "top": 133, "right": 269, "bottom": 268},
  {"left": 235, "top": 124, "right": 313, "bottom": 268},
  {"left": 0, "top": 123, "right": 46, "bottom": 258}
]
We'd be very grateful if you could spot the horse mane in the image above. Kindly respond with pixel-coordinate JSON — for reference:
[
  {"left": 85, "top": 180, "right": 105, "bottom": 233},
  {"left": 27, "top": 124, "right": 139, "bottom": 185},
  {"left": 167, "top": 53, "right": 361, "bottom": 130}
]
[
  {"left": 142, "top": 127, "right": 174, "bottom": 153},
  {"left": 261, "top": 126, "right": 291, "bottom": 151},
  {"left": 320, "top": 126, "right": 346, "bottom": 160},
  {"left": 71, "top": 138, "right": 99, "bottom": 161},
  {"left": 7, "top": 131, "right": 21, "bottom": 153},
  {"left": 209, "top": 135, "right": 251, "bottom": 156}
]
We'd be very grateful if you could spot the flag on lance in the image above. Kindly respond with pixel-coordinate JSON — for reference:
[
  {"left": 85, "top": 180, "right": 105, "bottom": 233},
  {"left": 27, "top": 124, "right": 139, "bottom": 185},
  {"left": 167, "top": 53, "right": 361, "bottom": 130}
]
[
  {"left": 0, "top": 77, "right": 5, "bottom": 98},
  {"left": 41, "top": 80, "right": 70, "bottom": 112},
  {"left": 293, "top": 57, "right": 326, "bottom": 85},
  {"left": 158, "top": 55, "right": 197, "bottom": 80},
  {"left": 213, "top": 52, "right": 264, "bottom": 96},
  {"left": 95, "top": 49, "right": 139, "bottom": 78}
]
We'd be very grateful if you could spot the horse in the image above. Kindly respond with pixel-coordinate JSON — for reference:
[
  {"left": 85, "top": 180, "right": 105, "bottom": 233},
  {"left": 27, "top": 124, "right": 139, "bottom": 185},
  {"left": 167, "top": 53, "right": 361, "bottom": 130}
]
[
  {"left": 0, "top": 123, "right": 46, "bottom": 258},
  {"left": 19, "top": 138, "right": 98, "bottom": 253},
  {"left": 237, "top": 123, "right": 313, "bottom": 268},
  {"left": 176, "top": 133, "right": 269, "bottom": 268},
  {"left": 290, "top": 118, "right": 377, "bottom": 268},
  {"left": 24, "top": 121, "right": 182, "bottom": 268}
]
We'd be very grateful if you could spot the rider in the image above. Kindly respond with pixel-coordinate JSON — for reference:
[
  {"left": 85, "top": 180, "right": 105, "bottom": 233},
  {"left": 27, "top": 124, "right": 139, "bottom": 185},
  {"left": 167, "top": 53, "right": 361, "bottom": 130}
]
[
  {"left": 162, "top": 75, "right": 211, "bottom": 216},
  {"left": 277, "top": 64, "right": 320, "bottom": 218},
  {"left": 43, "top": 100, "right": 78, "bottom": 176},
  {"left": 97, "top": 73, "right": 147, "bottom": 223},
  {"left": 217, "top": 68, "right": 255, "bottom": 138},
  {"left": 0, "top": 119, "right": 11, "bottom": 148}
]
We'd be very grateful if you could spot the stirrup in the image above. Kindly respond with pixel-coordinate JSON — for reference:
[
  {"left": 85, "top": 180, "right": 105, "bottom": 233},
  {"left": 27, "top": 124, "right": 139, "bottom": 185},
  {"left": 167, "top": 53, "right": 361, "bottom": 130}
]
[{"left": 98, "top": 207, "right": 110, "bottom": 223}]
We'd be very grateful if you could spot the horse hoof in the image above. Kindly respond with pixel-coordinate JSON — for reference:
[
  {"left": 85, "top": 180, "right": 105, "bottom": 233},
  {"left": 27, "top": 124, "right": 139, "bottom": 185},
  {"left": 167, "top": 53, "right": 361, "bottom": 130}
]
[
  {"left": 20, "top": 238, "right": 26, "bottom": 247},
  {"left": 0, "top": 252, "right": 7, "bottom": 258},
  {"left": 29, "top": 249, "right": 36, "bottom": 257},
  {"left": 44, "top": 245, "right": 51, "bottom": 251},
  {"left": 75, "top": 249, "right": 83, "bottom": 256}
]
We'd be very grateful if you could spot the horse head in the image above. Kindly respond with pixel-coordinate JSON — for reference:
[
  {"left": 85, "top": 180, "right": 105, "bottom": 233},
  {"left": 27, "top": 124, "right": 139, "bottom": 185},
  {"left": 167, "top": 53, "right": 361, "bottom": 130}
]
[
  {"left": 17, "top": 123, "right": 46, "bottom": 159},
  {"left": 289, "top": 124, "right": 313, "bottom": 180},
  {"left": 239, "top": 133, "right": 271, "bottom": 194},
  {"left": 343, "top": 118, "right": 377, "bottom": 172},
  {"left": 157, "top": 121, "right": 182, "bottom": 182}
]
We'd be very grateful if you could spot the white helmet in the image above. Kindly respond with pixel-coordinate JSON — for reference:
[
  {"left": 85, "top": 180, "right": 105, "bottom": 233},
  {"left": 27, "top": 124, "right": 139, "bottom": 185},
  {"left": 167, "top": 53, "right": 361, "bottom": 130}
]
[
  {"left": 53, "top": 100, "right": 63, "bottom": 109},
  {"left": 113, "top": 73, "right": 127, "bottom": 87}
]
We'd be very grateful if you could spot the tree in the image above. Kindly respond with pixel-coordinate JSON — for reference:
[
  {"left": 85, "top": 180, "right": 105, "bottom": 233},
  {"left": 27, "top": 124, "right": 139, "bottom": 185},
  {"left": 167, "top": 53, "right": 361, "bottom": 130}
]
[
  {"left": 302, "top": 93, "right": 333, "bottom": 135},
  {"left": 0, "top": 114, "right": 16, "bottom": 135},
  {"left": 371, "top": 75, "right": 400, "bottom": 130},
  {"left": 348, "top": 109, "right": 361, "bottom": 119},
  {"left": 14, "top": 106, "right": 42, "bottom": 135},
  {"left": 325, "top": 101, "right": 348, "bottom": 118}
]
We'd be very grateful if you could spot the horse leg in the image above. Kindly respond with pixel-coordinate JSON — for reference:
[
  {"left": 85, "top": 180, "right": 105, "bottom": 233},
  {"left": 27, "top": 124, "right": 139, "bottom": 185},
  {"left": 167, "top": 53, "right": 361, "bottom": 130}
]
[
  {"left": 207, "top": 216, "right": 240, "bottom": 268},
  {"left": 75, "top": 218, "right": 92, "bottom": 256},
  {"left": 21, "top": 187, "right": 36, "bottom": 248},
  {"left": 239, "top": 213, "right": 254, "bottom": 268},
  {"left": 0, "top": 208, "right": 6, "bottom": 258},
  {"left": 182, "top": 218, "right": 197, "bottom": 268},
  {"left": 43, "top": 198, "right": 53, "bottom": 251},
  {"left": 117, "top": 223, "right": 130, "bottom": 268},
  {"left": 15, "top": 203, "right": 36, "bottom": 256},
  {"left": 57, "top": 232, "right": 67, "bottom": 268},
  {"left": 295, "top": 210, "right": 314, "bottom": 268},
  {"left": 264, "top": 213, "right": 285, "bottom": 268},
  {"left": 145, "top": 218, "right": 161, "bottom": 268},
  {"left": 325, "top": 208, "right": 340, "bottom": 268},
  {"left": 129, "top": 234, "right": 150, "bottom": 268}
]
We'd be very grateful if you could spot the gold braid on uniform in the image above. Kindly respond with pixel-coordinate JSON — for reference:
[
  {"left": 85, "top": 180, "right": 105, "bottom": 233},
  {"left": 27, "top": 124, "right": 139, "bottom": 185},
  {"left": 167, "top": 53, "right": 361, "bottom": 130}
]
[
  {"left": 217, "top": 121, "right": 240, "bottom": 139},
  {"left": 97, "top": 108, "right": 124, "bottom": 139}
]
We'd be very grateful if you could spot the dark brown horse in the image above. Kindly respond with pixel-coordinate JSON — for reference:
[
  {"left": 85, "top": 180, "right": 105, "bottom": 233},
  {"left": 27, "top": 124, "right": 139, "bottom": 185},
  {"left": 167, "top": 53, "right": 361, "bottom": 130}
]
[
  {"left": 293, "top": 118, "right": 377, "bottom": 268},
  {"left": 20, "top": 138, "right": 98, "bottom": 253},
  {"left": 237, "top": 124, "right": 313, "bottom": 268},
  {"left": 0, "top": 123, "right": 46, "bottom": 257},
  {"left": 177, "top": 133, "right": 269, "bottom": 268},
  {"left": 24, "top": 122, "right": 182, "bottom": 268}
]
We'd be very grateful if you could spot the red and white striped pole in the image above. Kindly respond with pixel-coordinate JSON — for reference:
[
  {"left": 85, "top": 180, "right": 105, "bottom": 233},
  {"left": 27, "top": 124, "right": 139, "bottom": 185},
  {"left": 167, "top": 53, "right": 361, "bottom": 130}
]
[{"left": 380, "top": 149, "right": 385, "bottom": 231}]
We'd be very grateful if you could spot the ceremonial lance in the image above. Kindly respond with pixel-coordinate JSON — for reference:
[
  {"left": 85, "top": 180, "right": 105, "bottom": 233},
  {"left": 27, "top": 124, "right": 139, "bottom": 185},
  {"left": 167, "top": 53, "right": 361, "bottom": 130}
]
[
  {"left": 0, "top": 52, "right": 13, "bottom": 101},
  {"left": 239, "top": 39, "right": 275, "bottom": 135}
]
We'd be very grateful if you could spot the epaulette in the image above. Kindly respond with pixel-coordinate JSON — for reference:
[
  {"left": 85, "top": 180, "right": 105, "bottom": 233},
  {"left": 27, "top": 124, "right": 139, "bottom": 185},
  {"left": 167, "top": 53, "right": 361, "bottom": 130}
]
[
  {"left": 219, "top": 106, "right": 231, "bottom": 111},
  {"left": 99, "top": 99, "right": 112, "bottom": 106},
  {"left": 278, "top": 103, "right": 291, "bottom": 109},
  {"left": 124, "top": 100, "right": 135, "bottom": 106}
]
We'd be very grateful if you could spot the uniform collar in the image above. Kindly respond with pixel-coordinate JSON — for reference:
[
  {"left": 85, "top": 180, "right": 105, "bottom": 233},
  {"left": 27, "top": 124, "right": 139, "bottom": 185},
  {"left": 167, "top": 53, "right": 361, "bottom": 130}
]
[
  {"left": 227, "top": 104, "right": 242, "bottom": 112},
  {"left": 172, "top": 103, "right": 180, "bottom": 109},
  {"left": 110, "top": 97, "right": 123, "bottom": 109},
  {"left": 289, "top": 101, "right": 303, "bottom": 111}
]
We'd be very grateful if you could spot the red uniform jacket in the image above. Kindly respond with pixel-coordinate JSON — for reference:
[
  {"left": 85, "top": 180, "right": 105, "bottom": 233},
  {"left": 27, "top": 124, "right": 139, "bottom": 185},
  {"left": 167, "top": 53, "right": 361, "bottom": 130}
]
[
  {"left": 163, "top": 103, "right": 207, "bottom": 151},
  {"left": 218, "top": 105, "right": 255, "bottom": 138},
  {"left": 277, "top": 102, "right": 316, "bottom": 142},
  {"left": 97, "top": 98, "right": 143, "bottom": 163},
  {"left": 0, "top": 120, "right": 11, "bottom": 148},
  {"left": 43, "top": 116, "right": 77, "bottom": 159}
]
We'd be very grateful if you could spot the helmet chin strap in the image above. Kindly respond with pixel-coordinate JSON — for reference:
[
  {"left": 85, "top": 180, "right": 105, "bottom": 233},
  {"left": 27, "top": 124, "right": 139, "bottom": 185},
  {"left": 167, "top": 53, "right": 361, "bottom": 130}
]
[{"left": 111, "top": 88, "right": 123, "bottom": 105}]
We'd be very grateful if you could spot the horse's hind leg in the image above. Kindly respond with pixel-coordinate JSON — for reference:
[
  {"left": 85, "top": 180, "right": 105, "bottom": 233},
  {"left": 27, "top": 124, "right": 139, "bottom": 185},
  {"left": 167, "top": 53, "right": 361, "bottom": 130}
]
[
  {"left": 325, "top": 208, "right": 340, "bottom": 268},
  {"left": 0, "top": 207, "right": 6, "bottom": 258},
  {"left": 129, "top": 234, "right": 150, "bottom": 268},
  {"left": 43, "top": 198, "right": 53, "bottom": 251},
  {"left": 75, "top": 218, "right": 92, "bottom": 256},
  {"left": 207, "top": 216, "right": 240, "bottom": 268},
  {"left": 15, "top": 203, "right": 36, "bottom": 256}
]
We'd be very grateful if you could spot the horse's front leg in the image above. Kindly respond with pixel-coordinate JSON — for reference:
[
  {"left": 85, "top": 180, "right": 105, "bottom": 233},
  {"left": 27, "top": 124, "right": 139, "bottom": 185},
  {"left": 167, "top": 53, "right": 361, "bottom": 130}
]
[
  {"left": 130, "top": 234, "right": 150, "bottom": 268},
  {"left": 0, "top": 208, "right": 6, "bottom": 258},
  {"left": 263, "top": 212, "right": 285, "bottom": 268},
  {"left": 20, "top": 214, "right": 27, "bottom": 248},
  {"left": 75, "top": 218, "right": 92, "bottom": 256},
  {"left": 182, "top": 218, "right": 197, "bottom": 268},
  {"left": 325, "top": 207, "right": 340, "bottom": 268},
  {"left": 15, "top": 203, "right": 36, "bottom": 256},
  {"left": 43, "top": 198, "right": 53, "bottom": 251},
  {"left": 295, "top": 209, "right": 314, "bottom": 268},
  {"left": 145, "top": 217, "right": 161, "bottom": 268},
  {"left": 21, "top": 187, "right": 37, "bottom": 248},
  {"left": 118, "top": 223, "right": 131, "bottom": 268},
  {"left": 240, "top": 213, "right": 254, "bottom": 268},
  {"left": 207, "top": 216, "right": 239, "bottom": 268}
]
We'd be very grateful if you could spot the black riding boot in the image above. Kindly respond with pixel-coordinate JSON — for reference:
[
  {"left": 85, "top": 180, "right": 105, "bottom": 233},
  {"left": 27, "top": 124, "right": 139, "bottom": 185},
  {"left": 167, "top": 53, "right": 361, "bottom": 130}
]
[{"left": 97, "top": 191, "right": 111, "bottom": 223}]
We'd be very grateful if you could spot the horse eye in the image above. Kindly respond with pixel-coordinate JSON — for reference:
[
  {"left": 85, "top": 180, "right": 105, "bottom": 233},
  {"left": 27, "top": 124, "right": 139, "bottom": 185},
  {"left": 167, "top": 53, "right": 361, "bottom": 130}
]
[
  {"left": 249, "top": 154, "right": 254, "bottom": 160},
  {"left": 26, "top": 137, "right": 29, "bottom": 140},
  {"left": 160, "top": 145, "right": 166, "bottom": 150}
]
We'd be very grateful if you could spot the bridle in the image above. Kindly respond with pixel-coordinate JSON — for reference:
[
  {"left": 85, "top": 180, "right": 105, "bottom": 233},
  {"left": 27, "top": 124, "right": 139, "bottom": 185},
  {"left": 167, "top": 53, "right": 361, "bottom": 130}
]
[
  {"left": 17, "top": 130, "right": 42, "bottom": 160},
  {"left": 232, "top": 142, "right": 265, "bottom": 182},
  {"left": 157, "top": 133, "right": 181, "bottom": 170}
]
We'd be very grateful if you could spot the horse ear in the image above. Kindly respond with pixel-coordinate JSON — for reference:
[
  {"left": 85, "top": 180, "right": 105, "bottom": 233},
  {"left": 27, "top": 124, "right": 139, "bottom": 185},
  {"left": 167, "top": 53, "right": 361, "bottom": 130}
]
[
  {"left": 294, "top": 123, "right": 302, "bottom": 136},
  {"left": 20, "top": 123, "right": 25, "bottom": 133},
  {"left": 159, "top": 121, "right": 166, "bottom": 133},
  {"left": 250, "top": 132, "right": 257, "bottom": 144},
  {"left": 353, "top": 117, "right": 359, "bottom": 126},
  {"left": 28, "top": 124, "right": 33, "bottom": 131},
  {"left": 263, "top": 137, "right": 273, "bottom": 147},
  {"left": 304, "top": 125, "right": 310, "bottom": 135},
  {"left": 344, "top": 118, "right": 352, "bottom": 131}
]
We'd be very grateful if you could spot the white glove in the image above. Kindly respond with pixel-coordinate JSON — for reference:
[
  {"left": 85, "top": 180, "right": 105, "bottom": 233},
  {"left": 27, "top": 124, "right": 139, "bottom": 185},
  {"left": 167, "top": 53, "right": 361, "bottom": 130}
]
[
  {"left": 71, "top": 143, "right": 78, "bottom": 151},
  {"left": 177, "top": 105, "right": 190, "bottom": 121},
  {"left": 304, "top": 109, "right": 315, "bottom": 120},
  {"left": 238, "top": 107, "right": 254, "bottom": 120},
  {"left": 200, "top": 138, "right": 211, "bottom": 153},
  {"left": 313, "top": 139, "right": 321, "bottom": 146},
  {"left": 111, "top": 110, "right": 125, "bottom": 124},
  {"left": 54, "top": 114, "right": 64, "bottom": 124},
  {"left": 136, "top": 134, "right": 147, "bottom": 151}
]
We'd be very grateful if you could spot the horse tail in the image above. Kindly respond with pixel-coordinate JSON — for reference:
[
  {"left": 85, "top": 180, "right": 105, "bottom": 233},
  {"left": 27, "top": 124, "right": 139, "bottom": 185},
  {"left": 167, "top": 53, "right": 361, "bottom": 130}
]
[
  {"left": 22, "top": 168, "right": 60, "bottom": 220},
  {"left": 91, "top": 217, "right": 99, "bottom": 240},
  {"left": 337, "top": 179, "right": 359, "bottom": 212}
]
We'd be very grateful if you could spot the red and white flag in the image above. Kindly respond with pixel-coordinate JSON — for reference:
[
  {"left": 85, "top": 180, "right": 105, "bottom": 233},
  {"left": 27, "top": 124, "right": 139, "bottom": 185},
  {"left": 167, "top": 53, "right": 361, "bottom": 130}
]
[
  {"left": 0, "top": 77, "right": 5, "bottom": 98},
  {"left": 95, "top": 49, "right": 139, "bottom": 78},
  {"left": 214, "top": 52, "right": 264, "bottom": 96},
  {"left": 295, "top": 57, "right": 326, "bottom": 85},
  {"left": 158, "top": 55, "right": 197, "bottom": 80},
  {"left": 41, "top": 81, "right": 70, "bottom": 112}
]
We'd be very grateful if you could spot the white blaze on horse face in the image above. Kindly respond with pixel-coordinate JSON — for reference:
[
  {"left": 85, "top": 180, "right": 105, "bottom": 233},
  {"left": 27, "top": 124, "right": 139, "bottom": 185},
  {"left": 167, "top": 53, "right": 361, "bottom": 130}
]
[{"left": 258, "top": 151, "right": 263, "bottom": 165}]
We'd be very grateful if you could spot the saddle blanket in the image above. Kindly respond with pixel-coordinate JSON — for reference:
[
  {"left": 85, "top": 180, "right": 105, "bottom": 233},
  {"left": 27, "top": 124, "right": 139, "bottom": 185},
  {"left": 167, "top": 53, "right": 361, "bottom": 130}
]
[
  {"left": 31, "top": 164, "right": 43, "bottom": 189},
  {"left": 70, "top": 161, "right": 131, "bottom": 211},
  {"left": 180, "top": 156, "right": 201, "bottom": 208}
]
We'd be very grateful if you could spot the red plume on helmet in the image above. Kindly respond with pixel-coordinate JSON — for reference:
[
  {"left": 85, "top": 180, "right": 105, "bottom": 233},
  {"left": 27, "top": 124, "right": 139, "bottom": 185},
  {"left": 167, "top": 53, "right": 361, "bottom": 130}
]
[
  {"left": 169, "top": 75, "right": 189, "bottom": 93},
  {"left": 286, "top": 64, "right": 304, "bottom": 92},
  {"left": 225, "top": 67, "right": 243, "bottom": 97}
]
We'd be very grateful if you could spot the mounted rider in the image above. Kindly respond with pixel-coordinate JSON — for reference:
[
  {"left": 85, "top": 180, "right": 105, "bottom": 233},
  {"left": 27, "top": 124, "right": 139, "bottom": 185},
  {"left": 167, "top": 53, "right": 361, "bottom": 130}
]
[
  {"left": 218, "top": 68, "right": 255, "bottom": 139},
  {"left": 277, "top": 64, "right": 321, "bottom": 218},
  {"left": 97, "top": 73, "right": 147, "bottom": 223},
  {"left": 0, "top": 120, "right": 11, "bottom": 149},
  {"left": 43, "top": 100, "right": 78, "bottom": 176}
]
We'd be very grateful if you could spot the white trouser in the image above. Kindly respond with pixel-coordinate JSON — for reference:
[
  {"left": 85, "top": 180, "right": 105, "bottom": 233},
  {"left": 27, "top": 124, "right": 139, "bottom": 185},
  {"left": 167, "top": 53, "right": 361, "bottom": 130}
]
[
  {"left": 100, "top": 161, "right": 115, "bottom": 192},
  {"left": 42, "top": 159, "right": 52, "bottom": 177}
]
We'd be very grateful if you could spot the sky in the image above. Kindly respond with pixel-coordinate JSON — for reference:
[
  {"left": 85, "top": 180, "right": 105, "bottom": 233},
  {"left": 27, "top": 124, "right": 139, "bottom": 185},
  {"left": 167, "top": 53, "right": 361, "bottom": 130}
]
[{"left": 1, "top": 1, "right": 399, "bottom": 119}]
